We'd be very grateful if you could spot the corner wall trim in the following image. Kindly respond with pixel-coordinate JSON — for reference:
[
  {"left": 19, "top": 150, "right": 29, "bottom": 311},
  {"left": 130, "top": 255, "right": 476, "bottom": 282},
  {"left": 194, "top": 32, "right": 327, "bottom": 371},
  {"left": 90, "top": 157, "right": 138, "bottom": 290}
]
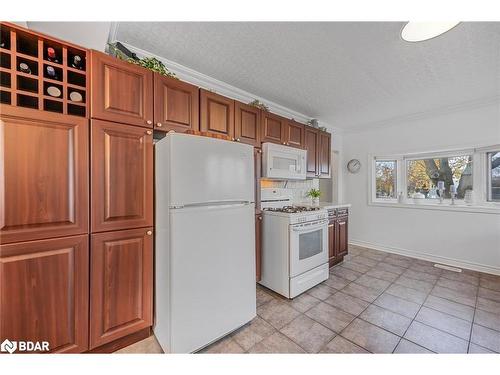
[{"left": 349, "top": 239, "right": 500, "bottom": 276}]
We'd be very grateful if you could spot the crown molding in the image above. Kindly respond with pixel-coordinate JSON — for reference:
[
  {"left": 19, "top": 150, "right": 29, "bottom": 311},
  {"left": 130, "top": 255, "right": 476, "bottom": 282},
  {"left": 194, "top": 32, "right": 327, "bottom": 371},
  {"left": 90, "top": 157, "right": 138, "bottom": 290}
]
[
  {"left": 110, "top": 39, "right": 342, "bottom": 135},
  {"left": 343, "top": 95, "right": 500, "bottom": 135}
]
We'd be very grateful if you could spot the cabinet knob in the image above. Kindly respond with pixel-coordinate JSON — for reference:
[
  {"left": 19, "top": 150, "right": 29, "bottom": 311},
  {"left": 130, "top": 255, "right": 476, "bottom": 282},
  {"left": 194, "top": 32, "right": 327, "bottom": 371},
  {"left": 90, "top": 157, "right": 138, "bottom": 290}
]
[
  {"left": 146, "top": 130, "right": 152, "bottom": 135},
  {"left": 257, "top": 149, "right": 262, "bottom": 153},
  {"left": 146, "top": 120, "right": 152, "bottom": 125},
  {"left": 157, "top": 122, "right": 162, "bottom": 127},
  {"left": 258, "top": 216, "right": 262, "bottom": 220},
  {"left": 282, "top": 142, "right": 286, "bottom": 145},
  {"left": 146, "top": 230, "right": 153, "bottom": 235},
  {"left": 236, "top": 138, "right": 241, "bottom": 142}
]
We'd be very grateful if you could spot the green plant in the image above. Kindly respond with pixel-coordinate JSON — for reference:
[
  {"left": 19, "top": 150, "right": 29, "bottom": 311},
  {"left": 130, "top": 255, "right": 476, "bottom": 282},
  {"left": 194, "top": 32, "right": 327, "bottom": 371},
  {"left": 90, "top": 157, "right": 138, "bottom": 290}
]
[
  {"left": 107, "top": 43, "right": 177, "bottom": 79},
  {"left": 306, "top": 188, "right": 321, "bottom": 199},
  {"left": 248, "top": 99, "right": 269, "bottom": 112}
]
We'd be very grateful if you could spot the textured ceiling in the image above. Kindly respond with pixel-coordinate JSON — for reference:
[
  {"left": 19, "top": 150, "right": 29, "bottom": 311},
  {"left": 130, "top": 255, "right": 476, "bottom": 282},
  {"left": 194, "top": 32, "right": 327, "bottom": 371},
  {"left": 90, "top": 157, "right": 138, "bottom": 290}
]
[{"left": 115, "top": 22, "right": 500, "bottom": 130}]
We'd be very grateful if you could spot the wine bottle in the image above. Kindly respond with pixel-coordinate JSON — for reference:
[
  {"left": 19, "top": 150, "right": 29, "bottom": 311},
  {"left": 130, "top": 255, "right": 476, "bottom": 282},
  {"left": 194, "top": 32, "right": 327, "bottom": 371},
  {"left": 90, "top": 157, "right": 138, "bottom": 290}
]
[
  {"left": 46, "top": 85, "right": 61, "bottom": 98},
  {"left": 46, "top": 65, "right": 58, "bottom": 80},
  {"left": 72, "top": 55, "right": 83, "bottom": 69},
  {"left": 46, "top": 47, "right": 59, "bottom": 63},
  {"left": 19, "top": 62, "right": 31, "bottom": 74}
]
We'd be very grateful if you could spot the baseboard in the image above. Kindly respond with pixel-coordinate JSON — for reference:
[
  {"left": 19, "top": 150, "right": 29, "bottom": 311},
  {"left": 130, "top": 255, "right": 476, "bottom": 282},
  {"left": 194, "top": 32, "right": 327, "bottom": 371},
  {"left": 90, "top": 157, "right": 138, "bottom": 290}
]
[{"left": 349, "top": 239, "right": 500, "bottom": 276}]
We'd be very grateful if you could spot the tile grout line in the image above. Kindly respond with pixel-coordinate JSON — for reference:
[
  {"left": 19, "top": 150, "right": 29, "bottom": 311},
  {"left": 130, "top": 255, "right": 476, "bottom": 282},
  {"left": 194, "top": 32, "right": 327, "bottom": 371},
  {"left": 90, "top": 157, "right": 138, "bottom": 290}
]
[{"left": 466, "top": 277, "right": 481, "bottom": 353}]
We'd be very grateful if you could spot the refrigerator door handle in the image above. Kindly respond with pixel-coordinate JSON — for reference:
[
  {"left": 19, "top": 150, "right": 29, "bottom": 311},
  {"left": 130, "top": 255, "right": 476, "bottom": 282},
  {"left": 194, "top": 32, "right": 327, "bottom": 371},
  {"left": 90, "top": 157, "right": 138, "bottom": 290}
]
[{"left": 169, "top": 200, "right": 253, "bottom": 209}]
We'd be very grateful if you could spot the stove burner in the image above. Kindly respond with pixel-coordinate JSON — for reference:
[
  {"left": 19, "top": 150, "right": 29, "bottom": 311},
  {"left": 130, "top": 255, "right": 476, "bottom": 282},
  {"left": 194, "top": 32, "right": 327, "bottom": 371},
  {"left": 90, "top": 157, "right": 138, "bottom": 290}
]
[{"left": 263, "top": 205, "right": 321, "bottom": 213}]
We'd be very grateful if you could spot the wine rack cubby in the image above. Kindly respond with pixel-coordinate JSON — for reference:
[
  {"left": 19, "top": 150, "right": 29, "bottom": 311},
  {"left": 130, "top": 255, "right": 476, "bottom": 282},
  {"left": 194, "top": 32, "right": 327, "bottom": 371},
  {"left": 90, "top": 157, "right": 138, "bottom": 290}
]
[{"left": 0, "top": 22, "right": 88, "bottom": 117}]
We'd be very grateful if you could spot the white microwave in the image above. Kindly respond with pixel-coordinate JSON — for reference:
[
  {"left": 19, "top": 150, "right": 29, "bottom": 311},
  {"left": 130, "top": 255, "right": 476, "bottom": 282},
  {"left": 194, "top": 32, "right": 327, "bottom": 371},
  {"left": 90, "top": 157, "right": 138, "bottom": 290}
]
[{"left": 262, "top": 142, "right": 307, "bottom": 180}]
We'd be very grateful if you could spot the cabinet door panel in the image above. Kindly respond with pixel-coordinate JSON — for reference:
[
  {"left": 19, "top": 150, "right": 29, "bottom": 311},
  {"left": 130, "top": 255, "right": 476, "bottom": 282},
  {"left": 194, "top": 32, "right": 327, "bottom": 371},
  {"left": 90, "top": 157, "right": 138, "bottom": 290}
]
[
  {"left": 200, "top": 89, "right": 234, "bottom": 138},
  {"left": 319, "top": 131, "right": 331, "bottom": 177},
  {"left": 0, "top": 235, "right": 89, "bottom": 353},
  {"left": 261, "top": 112, "right": 285, "bottom": 144},
  {"left": 0, "top": 112, "right": 88, "bottom": 244},
  {"left": 235, "top": 102, "right": 260, "bottom": 147},
  {"left": 286, "top": 121, "right": 305, "bottom": 148},
  {"left": 91, "top": 120, "right": 153, "bottom": 232},
  {"left": 304, "top": 127, "right": 319, "bottom": 177},
  {"left": 336, "top": 218, "right": 348, "bottom": 257},
  {"left": 154, "top": 74, "right": 199, "bottom": 132},
  {"left": 91, "top": 51, "right": 153, "bottom": 128},
  {"left": 90, "top": 228, "right": 153, "bottom": 349}
]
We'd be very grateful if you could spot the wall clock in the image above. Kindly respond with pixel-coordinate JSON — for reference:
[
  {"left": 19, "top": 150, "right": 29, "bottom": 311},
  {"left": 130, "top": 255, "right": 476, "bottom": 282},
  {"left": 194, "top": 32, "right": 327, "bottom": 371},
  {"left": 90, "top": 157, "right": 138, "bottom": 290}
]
[{"left": 347, "top": 159, "right": 361, "bottom": 173}]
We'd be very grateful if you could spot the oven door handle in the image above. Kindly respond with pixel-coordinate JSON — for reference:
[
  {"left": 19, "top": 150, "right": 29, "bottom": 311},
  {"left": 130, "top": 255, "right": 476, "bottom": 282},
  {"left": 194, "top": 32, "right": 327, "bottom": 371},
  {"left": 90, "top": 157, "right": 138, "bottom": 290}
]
[{"left": 291, "top": 219, "right": 328, "bottom": 232}]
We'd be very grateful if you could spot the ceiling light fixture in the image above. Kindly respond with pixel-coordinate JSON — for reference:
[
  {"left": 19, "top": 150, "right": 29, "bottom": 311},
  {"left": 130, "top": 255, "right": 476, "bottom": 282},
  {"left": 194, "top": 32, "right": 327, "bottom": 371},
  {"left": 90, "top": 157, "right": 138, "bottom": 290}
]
[{"left": 401, "top": 22, "right": 460, "bottom": 42}]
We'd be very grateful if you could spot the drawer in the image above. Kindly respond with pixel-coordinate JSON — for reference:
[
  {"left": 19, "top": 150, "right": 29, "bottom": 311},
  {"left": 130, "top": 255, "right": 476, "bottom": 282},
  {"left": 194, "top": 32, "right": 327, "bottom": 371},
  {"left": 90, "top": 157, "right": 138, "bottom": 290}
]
[
  {"left": 337, "top": 208, "right": 349, "bottom": 216},
  {"left": 290, "top": 263, "right": 329, "bottom": 298}
]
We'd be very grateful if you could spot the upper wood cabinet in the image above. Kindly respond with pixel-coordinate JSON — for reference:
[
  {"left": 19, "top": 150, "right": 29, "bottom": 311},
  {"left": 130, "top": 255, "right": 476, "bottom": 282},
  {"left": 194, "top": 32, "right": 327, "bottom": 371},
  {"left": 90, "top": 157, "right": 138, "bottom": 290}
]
[
  {"left": 235, "top": 101, "right": 261, "bottom": 147},
  {"left": 91, "top": 51, "right": 154, "bottom": 128},
  {"left": 154, "top": 74, "right": 199, "bottom": 133},
  {"left": 304, "top": 127, "right": 331, "bottom": 178},
  {"left": 91, "top": 119, "right": 153, "bottom": 233},
  {"left": 285, "top": 120, "right": 305, "bottom": 148},
  {"left": 200, "top": 89, "right": 235, "bottom": 138},
  {"left": 261, "top": 112, "right": 286, "bottom": 145},
  {"left": 318, "top": 130, "right": 331, "bottom": 177},
  {"left": 90, "top": 228, "right": 153, "bottom": 349},
  {"left": 0, "top": 109, "right": 88, "bottom": 244},
  {"left": 0, "top": 235, "right": 89, "bottom": 353},
  {"left": 304, "top": 127, "right": 319, "bottom": 177}
]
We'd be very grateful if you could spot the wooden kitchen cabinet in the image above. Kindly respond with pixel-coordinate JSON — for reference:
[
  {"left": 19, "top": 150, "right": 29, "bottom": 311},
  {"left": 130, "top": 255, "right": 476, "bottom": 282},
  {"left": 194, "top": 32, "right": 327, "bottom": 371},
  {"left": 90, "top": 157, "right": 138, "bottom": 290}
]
[
  {"left": 91, "top": 119, "right": 153, "bottom": 233},
  {"left": 255, "top": 214, "right": 263, "bottom": 282},
  {"left": 285, "top": 120, "right": 305, "bottom": 148},
  {"left": 200, "top": 89, "right": 235, "bottom": 138},
  {"left": 318, "top": 130, "right": 331, "bottom": 177},
  {"left": 304, "top": 127, "right": 331, "bottom": 178},
  {"left": 336, "top": 216, "right": 348, "bottom": 257},
  {"left": 304, "top": 127, "right": 319, "bottom": 177},
  {"left": 261, "top": 111, "right": 286, "bottom": 145},
  {"left": 0, "top": 235, "right": 89, "bottom": 353},
  {"left": 91, "top": 50, "right": 154, "bottom": 128},
  {"left": 0, "top": 109, "right": 89, "bottom": 244},
  {"left": 235, "top": 101, "right": 261, "bottom": 146},
  {"left": 90, "top": 228, "right": 153, "bottom": 349},
  {"left": 328, "top": 209, "right": 349, "bottom": 267},
  {"left": 154, "top": 73, "right": 199, "bottom": 132}
]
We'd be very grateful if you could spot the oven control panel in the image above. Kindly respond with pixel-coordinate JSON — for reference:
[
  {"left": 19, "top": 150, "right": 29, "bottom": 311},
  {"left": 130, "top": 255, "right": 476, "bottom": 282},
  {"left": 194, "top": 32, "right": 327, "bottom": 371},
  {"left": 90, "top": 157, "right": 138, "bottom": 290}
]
[{"left": 292, "top": 211, "right": 328, "bottom": 224}]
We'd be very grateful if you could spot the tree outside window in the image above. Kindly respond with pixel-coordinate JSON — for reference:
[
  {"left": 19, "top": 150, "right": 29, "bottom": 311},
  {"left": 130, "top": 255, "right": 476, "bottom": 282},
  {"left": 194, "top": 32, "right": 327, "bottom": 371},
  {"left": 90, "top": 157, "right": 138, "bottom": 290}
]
[
  {"left": 375, "top": 160, "right": 397, "bottom": 199},
  {"left": 488, "top": 151, "right": 500, "bottom": 202},
  {"left": 406, "top": 155, "right": 472, "bottom": 199}
]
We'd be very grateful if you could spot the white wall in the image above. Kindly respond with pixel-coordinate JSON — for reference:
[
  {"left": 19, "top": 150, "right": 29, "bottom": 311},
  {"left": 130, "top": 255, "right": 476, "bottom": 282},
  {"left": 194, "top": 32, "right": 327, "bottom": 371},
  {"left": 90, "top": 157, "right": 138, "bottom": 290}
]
[{"left": 342, "top": 102, "right": 500, "bottom": 274}]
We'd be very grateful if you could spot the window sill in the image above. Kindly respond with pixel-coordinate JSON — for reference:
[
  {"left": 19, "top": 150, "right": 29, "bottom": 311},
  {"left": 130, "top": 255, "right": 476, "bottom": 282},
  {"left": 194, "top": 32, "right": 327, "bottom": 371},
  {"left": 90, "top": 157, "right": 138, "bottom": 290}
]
[{"left": 369, "top": 200, "right": 500, "bottom": 214}]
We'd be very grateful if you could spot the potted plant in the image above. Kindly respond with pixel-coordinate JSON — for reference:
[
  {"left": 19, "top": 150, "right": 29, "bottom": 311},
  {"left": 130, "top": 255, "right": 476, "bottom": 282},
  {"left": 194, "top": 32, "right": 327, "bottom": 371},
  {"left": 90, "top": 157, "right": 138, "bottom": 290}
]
[{"left": 306, "top": 188, "right": 321, "bottom": 206}]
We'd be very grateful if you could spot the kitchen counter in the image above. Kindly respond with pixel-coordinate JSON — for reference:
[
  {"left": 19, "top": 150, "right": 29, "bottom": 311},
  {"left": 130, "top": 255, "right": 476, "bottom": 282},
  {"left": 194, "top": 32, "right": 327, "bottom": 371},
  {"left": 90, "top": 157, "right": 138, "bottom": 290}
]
[{"left": 301, "top": 202, "right": 351, "bottom": 210}]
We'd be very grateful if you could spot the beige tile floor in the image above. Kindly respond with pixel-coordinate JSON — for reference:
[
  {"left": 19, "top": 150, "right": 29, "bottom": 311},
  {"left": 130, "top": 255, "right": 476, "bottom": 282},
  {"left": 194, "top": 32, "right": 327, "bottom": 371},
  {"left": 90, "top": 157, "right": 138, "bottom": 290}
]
[{"left": 115, "top": 245, "right": 500, "bottom": 354}]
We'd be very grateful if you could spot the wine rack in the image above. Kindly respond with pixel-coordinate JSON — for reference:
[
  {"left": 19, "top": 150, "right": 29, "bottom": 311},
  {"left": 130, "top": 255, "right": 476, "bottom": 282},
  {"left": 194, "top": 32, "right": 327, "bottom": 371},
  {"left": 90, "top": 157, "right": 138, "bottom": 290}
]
[{"left": 0, "top": 22, "right": 88, "bottom": 117}]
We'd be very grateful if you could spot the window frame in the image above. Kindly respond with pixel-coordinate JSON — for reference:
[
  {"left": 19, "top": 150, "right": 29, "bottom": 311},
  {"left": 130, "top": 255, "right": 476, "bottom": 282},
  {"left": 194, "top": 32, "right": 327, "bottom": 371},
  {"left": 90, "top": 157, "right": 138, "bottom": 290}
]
[{"left": 368, "top": 145, "right": 500, "bottom": 213}]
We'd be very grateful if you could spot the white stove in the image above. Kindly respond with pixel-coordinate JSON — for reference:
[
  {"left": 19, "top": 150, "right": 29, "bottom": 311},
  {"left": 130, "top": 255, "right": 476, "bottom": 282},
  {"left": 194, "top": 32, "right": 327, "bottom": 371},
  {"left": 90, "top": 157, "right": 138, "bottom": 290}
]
[{"left": 259, "top": 189, "right": 329, "bottom": 298}]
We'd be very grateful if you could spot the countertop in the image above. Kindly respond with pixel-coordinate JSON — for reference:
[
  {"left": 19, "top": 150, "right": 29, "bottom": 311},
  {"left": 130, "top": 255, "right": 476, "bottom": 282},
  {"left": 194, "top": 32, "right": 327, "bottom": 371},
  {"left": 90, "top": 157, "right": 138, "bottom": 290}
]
[{"left": 302, "top": 202, "right": 351, "bottom": 210}]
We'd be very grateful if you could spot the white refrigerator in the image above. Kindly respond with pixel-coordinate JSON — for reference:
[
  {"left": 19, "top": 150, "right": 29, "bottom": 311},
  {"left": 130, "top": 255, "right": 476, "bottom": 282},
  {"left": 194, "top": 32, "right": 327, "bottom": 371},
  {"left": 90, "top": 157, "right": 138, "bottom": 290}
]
[{"left": 154, "top": 133, "right": 256, "bottom": 353}]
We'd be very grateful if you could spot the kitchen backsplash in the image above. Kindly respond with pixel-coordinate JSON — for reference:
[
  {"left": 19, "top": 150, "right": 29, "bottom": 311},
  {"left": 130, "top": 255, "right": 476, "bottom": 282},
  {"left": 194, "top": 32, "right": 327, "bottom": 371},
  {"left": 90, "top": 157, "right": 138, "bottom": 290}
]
[{"left": 261, "top": 178, "right": 320, "bottom": 204}]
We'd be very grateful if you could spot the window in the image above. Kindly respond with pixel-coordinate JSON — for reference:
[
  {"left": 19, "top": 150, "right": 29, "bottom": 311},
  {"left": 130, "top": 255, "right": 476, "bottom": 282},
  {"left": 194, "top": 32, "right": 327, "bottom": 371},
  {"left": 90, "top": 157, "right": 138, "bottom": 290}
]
[
  {"left": 488, "top": 151, "right": 500, "bottom": 202},
  {"left": 375, "top": 160, "right": 397, "bottom": 199},
  {"left": 370, "top": 145, "right": 500, "bottom": 211},
  {"left": 406, "top": 155, "right": 473, "bottom": 200}
]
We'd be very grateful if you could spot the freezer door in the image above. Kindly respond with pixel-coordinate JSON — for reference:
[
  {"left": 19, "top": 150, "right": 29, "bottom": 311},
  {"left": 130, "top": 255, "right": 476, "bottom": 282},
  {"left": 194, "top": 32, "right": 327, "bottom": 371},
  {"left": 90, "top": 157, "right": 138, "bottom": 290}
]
[
  {"left": 168, "top": 203, "right": 256, "bottom": 353},
  {"left": 157, "top": 133, "right": 255, "bottom": 206}
]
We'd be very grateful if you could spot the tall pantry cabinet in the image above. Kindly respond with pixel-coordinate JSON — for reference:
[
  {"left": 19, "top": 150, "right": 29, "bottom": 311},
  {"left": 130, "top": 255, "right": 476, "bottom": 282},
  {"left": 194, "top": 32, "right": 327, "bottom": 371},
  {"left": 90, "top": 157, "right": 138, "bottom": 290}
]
[
  {"left": 0, "top": 23, "right": 90, "bottom": 353},
  {"left": 89, "top": 50, "right": 154, "bottom": 349}
]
